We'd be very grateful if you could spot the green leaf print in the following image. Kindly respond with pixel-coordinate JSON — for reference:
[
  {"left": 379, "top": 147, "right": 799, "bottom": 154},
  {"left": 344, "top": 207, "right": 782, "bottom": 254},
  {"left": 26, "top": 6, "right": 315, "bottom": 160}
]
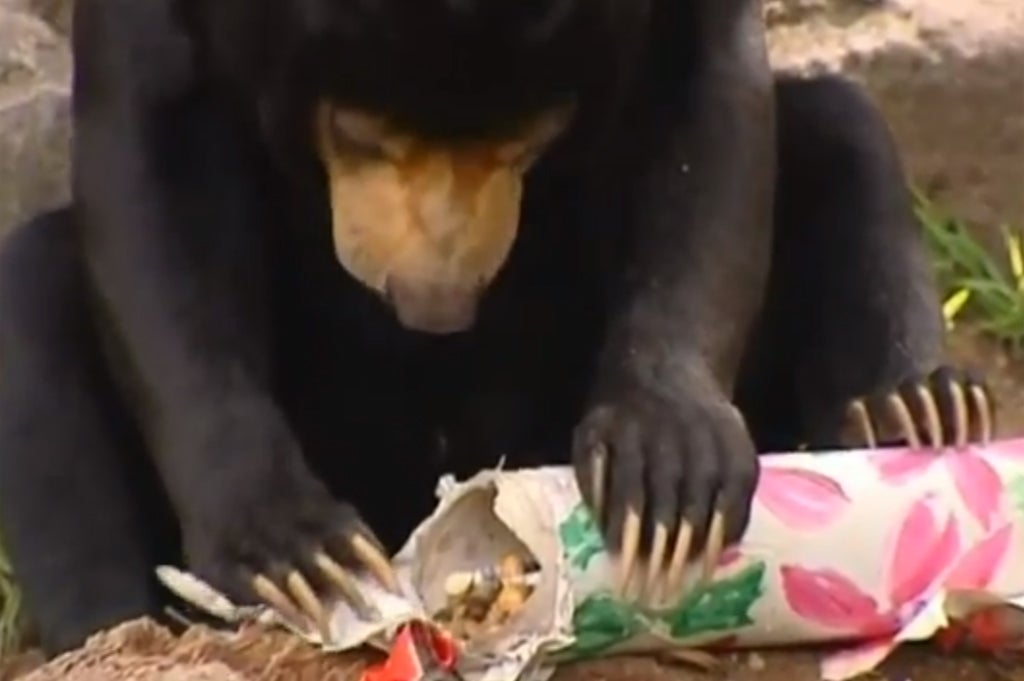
[
  {"left": 563, "top": 594, "right": 645, "bottom": 657},
  {"left": 1008, "top": 475, "right": 1024, "bottom": 517},
  {"left": 559, "top": 504, "right": 606, "bottom": 572},
  {"left": 663, "top": 561, "right": 766, "bottom": 639}
]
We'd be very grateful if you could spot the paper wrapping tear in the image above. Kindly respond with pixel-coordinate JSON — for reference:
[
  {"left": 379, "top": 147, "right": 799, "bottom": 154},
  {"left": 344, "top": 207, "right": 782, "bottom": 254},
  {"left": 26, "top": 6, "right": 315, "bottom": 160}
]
[{"left": 159, "top": 438, "right": 1024, "bottom": 681}]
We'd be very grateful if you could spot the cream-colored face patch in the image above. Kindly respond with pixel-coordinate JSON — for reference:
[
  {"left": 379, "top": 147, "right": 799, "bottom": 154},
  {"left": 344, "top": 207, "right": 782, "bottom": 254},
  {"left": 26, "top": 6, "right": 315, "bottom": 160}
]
[{"left": 313, "top": 101, "right": 572, "bottom": 334}]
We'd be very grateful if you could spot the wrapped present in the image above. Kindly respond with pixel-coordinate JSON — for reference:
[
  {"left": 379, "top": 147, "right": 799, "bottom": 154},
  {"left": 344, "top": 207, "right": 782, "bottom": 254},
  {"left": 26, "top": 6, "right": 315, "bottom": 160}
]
[{"left": 160, "top": 438, "right": 1024, "bottom": 681}]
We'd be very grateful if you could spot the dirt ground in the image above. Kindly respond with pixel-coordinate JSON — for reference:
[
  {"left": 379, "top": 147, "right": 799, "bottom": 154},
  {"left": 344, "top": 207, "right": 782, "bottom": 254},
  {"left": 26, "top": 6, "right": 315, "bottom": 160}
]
[{"left": 2, "top": 325, "right": 1023, "bottom": 681}]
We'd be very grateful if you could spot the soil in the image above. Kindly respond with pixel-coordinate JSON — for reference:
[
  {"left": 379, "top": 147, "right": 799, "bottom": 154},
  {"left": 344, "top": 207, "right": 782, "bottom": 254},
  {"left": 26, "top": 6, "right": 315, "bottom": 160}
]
[{"left": 3, "top": 325, "right": 1024, "bottom": 681}]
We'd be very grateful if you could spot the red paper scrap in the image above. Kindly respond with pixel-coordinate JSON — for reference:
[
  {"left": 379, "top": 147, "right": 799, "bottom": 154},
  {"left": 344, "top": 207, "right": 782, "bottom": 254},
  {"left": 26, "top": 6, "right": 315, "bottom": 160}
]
[{"left": 361, "top": 622, "right": 460, "bottom": 681}]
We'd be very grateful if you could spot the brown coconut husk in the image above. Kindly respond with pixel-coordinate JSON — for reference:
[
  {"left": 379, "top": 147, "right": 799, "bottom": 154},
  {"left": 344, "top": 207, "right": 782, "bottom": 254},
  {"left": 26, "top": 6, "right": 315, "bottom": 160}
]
[{"left": 12, "top": 619, "right": 383, "bottom": 681}]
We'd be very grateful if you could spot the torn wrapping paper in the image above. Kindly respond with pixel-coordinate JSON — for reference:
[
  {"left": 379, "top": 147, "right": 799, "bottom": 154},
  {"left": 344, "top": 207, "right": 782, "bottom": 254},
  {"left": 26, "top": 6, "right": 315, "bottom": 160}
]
[{"left": 158, "top": 437, "right": 1024, "bottom": 681}]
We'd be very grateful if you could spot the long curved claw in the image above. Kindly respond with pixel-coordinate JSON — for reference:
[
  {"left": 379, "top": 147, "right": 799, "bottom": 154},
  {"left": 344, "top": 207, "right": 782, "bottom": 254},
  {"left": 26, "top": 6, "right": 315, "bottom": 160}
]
[
  {"left": 617, "top": 507, "right": 643, "bottom": 597},
  {"left": 285, "top": 570, "right": 330, "bottom": 640},
  {"left": 699, "top": 511, "right": 725, "bottom": 586},
  {"left": 847, "top": 399, "right": 877, "bottom": 448},
  {"left": 349, "top": 533, "right": 400, "bottom": 594},
  {"left": 314, "top": 550, "right": 376, "bottom": 619},
  {"left": 663, "top": 521, "right": 694, "bottom": 604},
  {"left": 642, "top": 523, "right": 670, "bottom": 606},
  {"left": 252, "top": 573, "right": 307, "bottom": 630},
  {"left": 590, "top": 444, "right": 608, "bottom": 523},
  {"left": 968, "top": 384, "right": 993, "bottom": 445},
  {"left": 948, "top": 381, "right": 969, "bottom": 448},
  {"left": 915, "top": 385, "right": 943, "bottom": 448},
  {"left": 886, "top": 393, "right": 921, "bottom": 449}
]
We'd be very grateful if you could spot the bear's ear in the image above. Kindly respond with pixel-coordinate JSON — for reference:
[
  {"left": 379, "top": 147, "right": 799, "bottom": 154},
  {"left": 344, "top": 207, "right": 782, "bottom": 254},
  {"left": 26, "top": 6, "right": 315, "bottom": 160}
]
[{"left": 312, "top": 101, "right": 572, "bottom": 334}]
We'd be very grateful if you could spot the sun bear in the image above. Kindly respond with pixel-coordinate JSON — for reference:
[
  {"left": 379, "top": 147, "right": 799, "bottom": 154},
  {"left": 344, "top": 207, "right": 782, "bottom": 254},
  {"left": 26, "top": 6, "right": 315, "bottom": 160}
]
[{"left": 0, "top": 0, "right": 993, "bottom": 655}]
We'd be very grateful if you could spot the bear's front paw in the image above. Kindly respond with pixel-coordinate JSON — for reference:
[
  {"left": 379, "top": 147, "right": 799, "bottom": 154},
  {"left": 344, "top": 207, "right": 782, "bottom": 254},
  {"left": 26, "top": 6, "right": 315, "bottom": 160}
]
[
  {"left": 182, "top": 471, "right": 399, "bottom": 639},
  {"left": 572, "top": 389, "right": 759, "bottom": 608},
  {"left": 841, "top": 366, "right": 995, "bottom": 450}
]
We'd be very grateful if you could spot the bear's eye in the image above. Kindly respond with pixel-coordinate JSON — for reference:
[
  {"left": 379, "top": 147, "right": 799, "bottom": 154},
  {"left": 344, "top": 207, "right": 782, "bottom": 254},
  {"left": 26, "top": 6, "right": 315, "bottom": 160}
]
[
  {"left": 332, "top": 130, "right": 387, "bottom": 159},
  {"left": 330, "top": 108, "right": 396, "bottom": 160}
]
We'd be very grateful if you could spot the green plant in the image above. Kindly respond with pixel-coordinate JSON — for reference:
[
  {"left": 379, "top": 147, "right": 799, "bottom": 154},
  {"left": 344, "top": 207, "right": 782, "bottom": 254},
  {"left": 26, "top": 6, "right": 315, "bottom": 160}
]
[
  {"left": 0, "top": 525, "right": 23, "bottom": 656},
  {"left": 915, "top": 189, "right": 1024, "bottom": 352}
]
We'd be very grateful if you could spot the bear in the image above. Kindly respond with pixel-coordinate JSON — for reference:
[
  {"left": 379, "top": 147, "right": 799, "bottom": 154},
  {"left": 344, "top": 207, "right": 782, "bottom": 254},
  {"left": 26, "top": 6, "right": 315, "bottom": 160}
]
[{"left": 0, "top": 0, "right": 993, "bottom": 656}]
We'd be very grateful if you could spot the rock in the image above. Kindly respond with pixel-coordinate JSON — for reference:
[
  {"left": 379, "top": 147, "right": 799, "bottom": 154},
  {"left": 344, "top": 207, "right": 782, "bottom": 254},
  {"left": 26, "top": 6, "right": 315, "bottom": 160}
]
[
  {"left": 747, "top": 651, "right": 768, "bottom": 671},
  {"left": 0, "top": 5, "right": 71, "bottom": 240},
  {"left": 766, "top": 0, "right": 1024, "bottom": 258},
  {"left": 0, "top": 0, "right": 72, "bottom": 35}
]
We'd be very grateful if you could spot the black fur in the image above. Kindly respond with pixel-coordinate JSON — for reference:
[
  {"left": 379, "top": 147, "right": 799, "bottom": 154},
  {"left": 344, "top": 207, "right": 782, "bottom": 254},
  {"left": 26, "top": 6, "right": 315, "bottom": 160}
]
[{"left": 0, "top": 0, "right": 956, "bottom": 655}]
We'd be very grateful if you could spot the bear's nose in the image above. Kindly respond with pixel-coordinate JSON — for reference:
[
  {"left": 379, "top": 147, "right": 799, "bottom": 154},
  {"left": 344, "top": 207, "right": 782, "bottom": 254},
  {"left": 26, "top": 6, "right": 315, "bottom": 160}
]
[{"left": 383, "top": 275, "right": 480, "bottom": 334}]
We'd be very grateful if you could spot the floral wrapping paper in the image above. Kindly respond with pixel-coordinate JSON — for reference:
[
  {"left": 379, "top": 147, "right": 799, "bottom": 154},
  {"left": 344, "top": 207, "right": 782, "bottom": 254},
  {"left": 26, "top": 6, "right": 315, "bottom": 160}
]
[
  {"left": 546, "top": 438, "right": 1024, "bottom": 678},
  {"left": 159, "top": 438, "right": 1024, "bottom": 681}
]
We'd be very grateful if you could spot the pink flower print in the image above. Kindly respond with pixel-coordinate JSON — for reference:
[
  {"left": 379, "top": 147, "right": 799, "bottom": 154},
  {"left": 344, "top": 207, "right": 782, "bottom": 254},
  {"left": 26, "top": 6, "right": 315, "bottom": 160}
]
[
  {"left": 783, "top": 495, "right": 1014, "bottom": 673},
  {"left": 943, "top": 522, "right": 1014, "bottom": 590},
  {"left": 887, "top": 495, "right": 961, "bottom": 606},
  {"left": 757, "top": 466, "right": 852, "bottom": 531},
  {"left": 884, "top": 499, "right": 1011, "bottom": 616},
  {"left": 948, "top": 454, "right": 1005, "bottom": 531},
  {"left": 781, "top": 565, "right": 897, "bottom": 635},
  {"left": 870, "top": 448, "right": 937, "bottom": 482},
  {"left": 781, "top": 496, "right": 962, "bottom": 637},
  {"left": 869, "top": 448, "right": 1003, "bottom": 531},
  {"left": 985, "top": 438, "right": 1024, "bottom": 462}
]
